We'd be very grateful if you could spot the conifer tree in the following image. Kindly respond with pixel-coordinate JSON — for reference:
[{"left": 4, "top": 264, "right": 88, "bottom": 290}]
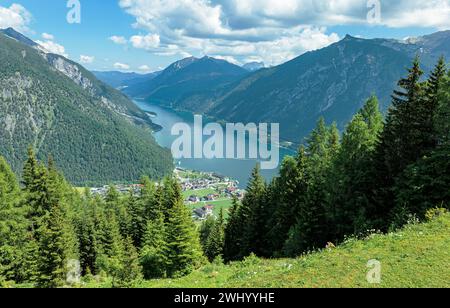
[
  {"left": 105, "top": 186, "right": 120, "bottom": 209},
  {"left": 360, "top": 95, "right": 384, "bottom": 136},
  {"left": 95, "top": 211, "right": 125, "bottom": 276},
  {"left": 200, "top": 215, "right": 216, "bottom": 251},
  {"left": 126, "top": 191, "right": 145, "bottom": 248},
  {"left": 205, "top": 209, "right": 225, "bottom": 262},
  {"left": 140, "top": 213, "right": 168, "bottom": 279},
  {"left": 435, "top": 69, "right": 450, "bottom": 144},
  {"left": 283, "top": 119, "right": 338, "bottom": 255},
  {"left": 140, "top": 176, "right": 161, "bottom": 221},
  {"left": 36, "top": 202, "right": 78, "bottom": 288},
  {"left": 267, "top": 151, "right": 308, "bottom": 256},
  {"left": 223, "top": 195, "right": 244, "bottom": 262},
  {"left": 378, "top": 57, "right": 425, "bottom": 179},
  {"left": 112, "top": 237, "right": 142, "bottom": 288},
  {"left": 165, "top": 179, "right": 203, "bottom": 277},
  {"left": 76, "top": 206, "right": 98, "bottom": 275},
  {"left": 22, "top": 146, "right": 39, "bottom": 188},
  {"left": 240, "top": 165, "right": 267, "bottom": 257},
  {"left": 35, "top": 165, "right": 78, "bottom": 288},
  {"left": 161, "top": 176, "right": 177, "bottom": 219},
  {"left": 0, "top": 157, "right": 30, "bottom": 283},
  {"left": 373, "top": 57, "right": 438, "bottom": 227},
  {"left": 394, "top": 65, "right": 450, "bottom": 220},
  {"left": 328, "top": 97, "right": 384, "bottom": 239}
]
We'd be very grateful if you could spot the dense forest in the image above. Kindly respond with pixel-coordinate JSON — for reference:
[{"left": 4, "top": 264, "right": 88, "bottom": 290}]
[{"left": 0, "top": 57, "right": 449, "bottom": 287}]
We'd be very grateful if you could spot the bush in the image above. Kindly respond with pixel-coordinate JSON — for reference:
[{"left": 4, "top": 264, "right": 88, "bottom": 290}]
[{"left": 425, "top": 207, "right": 448, "bottom": 221}]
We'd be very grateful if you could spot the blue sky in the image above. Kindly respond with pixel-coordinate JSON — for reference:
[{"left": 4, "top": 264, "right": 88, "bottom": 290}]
[{"left": 1, "top": 0, "right": 449, "bottom": 72}]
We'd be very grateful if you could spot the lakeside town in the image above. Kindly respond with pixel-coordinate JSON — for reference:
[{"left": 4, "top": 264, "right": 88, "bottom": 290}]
[{"left": 87, "top": 168, "right": 245, "bottom": 221}]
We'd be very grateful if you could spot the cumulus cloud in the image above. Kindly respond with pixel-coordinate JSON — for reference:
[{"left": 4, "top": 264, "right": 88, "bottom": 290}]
[
  {"left": 80, "top": 55, "right": 95, "bottom": 64},
  {"left": 36, "top": 39, "right": 69, "bottom": 58},
  {"left": 118, "top": 0, "right": 450, "bottom": 65},
  {"left": 42, "top": 33, "right": 54, "bottom": 40},
  {"left": 114, "top": 62, "right": 130, "bottom": 70},
  {"left": 138, "top": 64, "right": 152, "bottom": 72},
  {"left": 212, "top": 55, "right": 242, "bottom": 65},
  {"left": 0, "top": 3, "right": 32, "bottom": 32},
  {"left": 109, "top": 35, "right": 127, "bottom": 45},
  {"left": 130, "top": 33, "right": 160, "bottom": 50}
]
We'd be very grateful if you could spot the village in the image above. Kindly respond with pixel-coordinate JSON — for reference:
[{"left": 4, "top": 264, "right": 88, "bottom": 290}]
[{"left": 87, "top": 168, "right": 245, "bottom": 221}]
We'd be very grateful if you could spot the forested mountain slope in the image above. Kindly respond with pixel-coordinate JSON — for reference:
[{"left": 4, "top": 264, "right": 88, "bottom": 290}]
[
  {"left": 123, "top": 56, "right": 248, "bottom": 111},
  {"left": 0, "top": 28, "right": 173, "bottom": 185}
]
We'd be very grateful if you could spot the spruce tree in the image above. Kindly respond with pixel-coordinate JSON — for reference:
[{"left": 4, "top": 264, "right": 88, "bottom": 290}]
[
  {"left": 267, "top": 151, "right": 308, "bottom": 256},
  {"left": 36, "top": 202, "right": 78, "bottom": 288},
  {"left": 140, "top": 213, "right": 168, "bottom": 279},
  {"left": 328, "top": 97, "right": 384, "bottom": 239},
  {"left": 140, "top": 176, "right": 161, "bottom": 221},
  {"left": 0, "top": 157, "right": 30, "bottom": 283},
  {"left": 199, "top": 215, "right": 216, "bottom": 250},
  {"left": 165, "top": 179, "right": 203, "bottom": 277},
  {"left": 105, "top": 186, "right": 120, "bottom": 209},
  {"left": 240, "top": 165, "right": 267, "bottom": 257},
  {"left": 76, "top": 206, "right": 98, "bottom": 275},
  {"left": 22, "top": 146, "right": 39, "bottom": 188},
  {"left": 223, "top": 195, "right": 244, "bottom": 262},
  {"left": 435, "top": 69, "right": 450, "bottom": 144},
  {"left": 95, "top": 210, "right": 125, "bottom": 276},
  {"left": 372, "top": 57, "right": 428, "bottom": 228},
  {"left": 394, "top": 144, "right": 450, "bottom": 220},
  {"left": 126, "top": 191, "right": 145, "bottom": 248},
  {"left": 378, "top": 57, "right": 425, "bottom": 179},
  {"left": 205, "top": 209, "right": 225, "bottom": 262},
  {"left": 35, "top": 165, "right": 78, "bottom": 288},
  {"left": 113, "top": 237, "right": 142, "bottom": 288},
  {"left": 283, "top": 119, "right": 338, "bottom": 255}
]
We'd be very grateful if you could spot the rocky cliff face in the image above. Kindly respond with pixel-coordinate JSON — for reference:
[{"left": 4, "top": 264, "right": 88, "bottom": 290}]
[{"left": 47, "top": 55, "right": 94, "bottom": 92}]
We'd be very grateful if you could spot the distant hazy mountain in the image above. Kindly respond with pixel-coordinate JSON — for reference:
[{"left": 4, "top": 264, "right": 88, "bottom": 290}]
[
  {"left": 93, "top": 71, "right": 160, "bottom": 89},
  {"left": 0, "top": 28, "right": 173, "bottom": 185},
  {"left": 124, "top": 56, "right": 248, "bottom": 110},
  {"left": 242, "top": 62, "right": 265, "bottom": 72},
  {"left": 132, "top": 31, "right": 448, "bottom": 144}
]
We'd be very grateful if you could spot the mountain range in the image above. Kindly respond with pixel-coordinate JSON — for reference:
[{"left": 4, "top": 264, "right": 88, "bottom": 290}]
[
  {"left": 121, "top": 56, "right": 249, "bottom": 110},
  {"left": 93, "top": 70, "right": 160, "bottom": 90},
  {"left": 242, "top": 62, "right": 266, "bottom": 72},
  {"left": 0, "top": 28, "right": 173, "bottom": 185},
  {"left": 113, "top": 31, "right": 450, "bottom": 144}
]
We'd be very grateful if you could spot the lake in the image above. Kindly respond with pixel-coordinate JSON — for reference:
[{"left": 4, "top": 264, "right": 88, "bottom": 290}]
[{"left": 134, "top": 100, "right": 295, "bottom": 187}]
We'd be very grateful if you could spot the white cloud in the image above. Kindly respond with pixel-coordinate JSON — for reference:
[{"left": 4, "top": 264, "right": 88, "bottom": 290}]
[
  {"left": 118, "top": 0, "right": 450, "bottom": 65},
  {"left": 212, "top": 55, "right": 242, "bottom": 66},
  {"left": 80, "top": 55, "right": 95, "bottom": 64},
  {"left": 130, "top": 33, "right": 160, "bottom": 50},
  {"left": 114, "top": 62, "right": 130, "bottom": 70},
  {"left": 42, "top": 33, "right": 54, "bottom": 40},
  {"left": 36, "top": 39, "right": 69, "bottom": 58},
  {"left": 109, "top": 35, "right": 127, "bottom": 45},
  {"left": 138, "top": 64, "right": 152, "bottom": 72},
  {"left": 0, "top": 4, "right": 32, "bottom": 32}
]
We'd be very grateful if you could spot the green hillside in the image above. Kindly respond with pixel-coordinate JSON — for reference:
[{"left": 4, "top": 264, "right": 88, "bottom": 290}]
[
  {"left": 0, "top": 29, "right": 173, "bottom": 185},
  {"left": 135, "top": 212, "right": 450, "bottom": 288}
]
